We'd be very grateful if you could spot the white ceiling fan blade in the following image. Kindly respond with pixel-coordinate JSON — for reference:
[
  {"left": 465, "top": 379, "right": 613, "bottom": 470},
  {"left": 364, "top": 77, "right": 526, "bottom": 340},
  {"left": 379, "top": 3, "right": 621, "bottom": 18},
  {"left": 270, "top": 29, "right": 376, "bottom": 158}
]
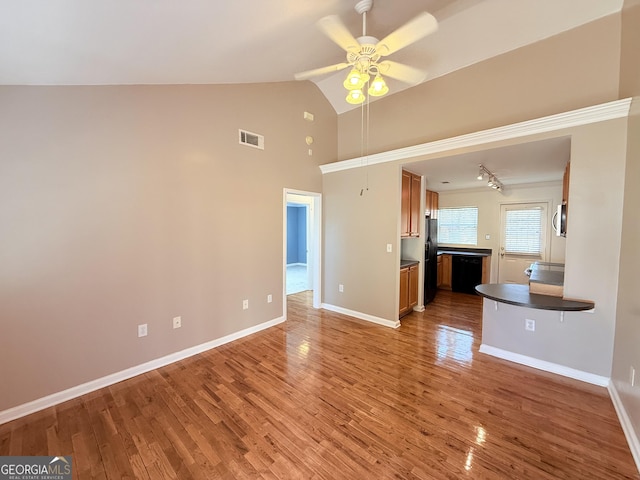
[
  {"left": 294, "top": 62, "right": 350, "bottom": 81},
  {"left": 375, "top": 12, "right": 438, "bottom": 57},
  {"left": 317, "top": 15, "right": 360, "bottom": 53},
  {"left": 378, "top": 60, "right": 427, "bottom": 85}
]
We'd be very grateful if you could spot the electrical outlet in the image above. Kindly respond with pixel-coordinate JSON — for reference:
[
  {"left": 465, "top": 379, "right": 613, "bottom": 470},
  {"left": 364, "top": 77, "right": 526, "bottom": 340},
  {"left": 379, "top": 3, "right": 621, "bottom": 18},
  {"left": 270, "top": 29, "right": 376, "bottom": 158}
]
[
  {"left": 631, "top": 366, "right": 636, "bottom": 387},
  {"left": 172, "top": 316, "right": 181, "bottom": 329},
  {"left": 243, "top": 299, "right": 249, "bottom": 310},
  {"left": 267, "top": 294, "right": 273, "bottom": 303},
  {"left": 525, "top": 319, "right": 535, "bottom": 332},
  {"left": 138, "top": 324, "right": 148, "bottom": 337},
  {"left": 339, "top": 284, "right": 344, "bottom": 293}
]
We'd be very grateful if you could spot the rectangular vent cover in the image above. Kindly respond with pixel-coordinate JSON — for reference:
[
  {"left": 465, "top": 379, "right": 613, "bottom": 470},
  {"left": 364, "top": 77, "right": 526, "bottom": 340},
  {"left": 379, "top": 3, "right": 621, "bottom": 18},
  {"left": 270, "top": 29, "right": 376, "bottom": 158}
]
[{"left": 239, "top": 129, "right": 264, "bottom": 150}]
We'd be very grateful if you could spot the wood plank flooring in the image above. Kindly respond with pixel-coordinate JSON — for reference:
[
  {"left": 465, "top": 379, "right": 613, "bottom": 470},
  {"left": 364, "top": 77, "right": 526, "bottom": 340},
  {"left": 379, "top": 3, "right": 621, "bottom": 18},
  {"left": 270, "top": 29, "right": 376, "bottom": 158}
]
[{"left": 1, "top": 290, "right": 638, "bottom": 479}]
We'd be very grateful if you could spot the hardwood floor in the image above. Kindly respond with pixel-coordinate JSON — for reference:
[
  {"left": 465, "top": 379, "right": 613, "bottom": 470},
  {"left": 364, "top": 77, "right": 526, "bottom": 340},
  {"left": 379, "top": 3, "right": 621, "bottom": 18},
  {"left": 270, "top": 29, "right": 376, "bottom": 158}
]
[{"left": 1, "top": 290, "right": 638, "bottom": 479}]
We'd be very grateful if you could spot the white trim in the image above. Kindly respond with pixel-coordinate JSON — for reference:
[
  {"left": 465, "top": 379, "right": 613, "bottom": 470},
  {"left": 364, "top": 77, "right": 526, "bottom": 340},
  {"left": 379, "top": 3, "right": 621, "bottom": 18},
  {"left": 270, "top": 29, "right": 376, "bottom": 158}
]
[
  {"left": 0, "top": 316, "right": 285, "bottom": 426},
  {"left": 608, "top": 381, "right": 640, "bottom": 473},
  {"left": 479, "top": 344, "right": 610, "bottom": 387},
  {"left": 320, "top": 98, "right": 632, "bottom": 174},
  {"left": 321, "top": 303, "right": 401, "bottom": 329}
]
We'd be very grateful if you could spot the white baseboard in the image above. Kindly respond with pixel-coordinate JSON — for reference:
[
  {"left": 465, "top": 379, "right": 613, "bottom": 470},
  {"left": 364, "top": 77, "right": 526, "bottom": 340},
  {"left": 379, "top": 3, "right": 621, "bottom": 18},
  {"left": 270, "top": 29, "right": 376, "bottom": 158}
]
[
  {"left": 479, "top": 344, "right": 610, "bottom": 387},
  {"left": 0, "top": 316, "right": 285, "bottom": 426},
  {"left": 321, "top": 303, "right": 400, "bottom": 329},
  {"left": 608, "top": 382, "right": 640, "bottom": 473}
]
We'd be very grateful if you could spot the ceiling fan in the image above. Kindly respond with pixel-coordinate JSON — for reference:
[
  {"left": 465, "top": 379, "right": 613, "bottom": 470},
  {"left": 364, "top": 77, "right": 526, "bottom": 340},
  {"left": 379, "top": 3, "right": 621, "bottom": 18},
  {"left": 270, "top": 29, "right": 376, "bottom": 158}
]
[{"left": 294, "top": 0, "right": 438, "bottom": 104}]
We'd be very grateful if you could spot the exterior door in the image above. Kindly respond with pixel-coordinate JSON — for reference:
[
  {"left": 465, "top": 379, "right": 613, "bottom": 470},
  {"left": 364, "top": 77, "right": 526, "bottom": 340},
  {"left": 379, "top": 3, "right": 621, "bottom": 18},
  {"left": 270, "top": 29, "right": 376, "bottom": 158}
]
[{"left": 498, "top": 203, "right": 549, "bottom": 284}]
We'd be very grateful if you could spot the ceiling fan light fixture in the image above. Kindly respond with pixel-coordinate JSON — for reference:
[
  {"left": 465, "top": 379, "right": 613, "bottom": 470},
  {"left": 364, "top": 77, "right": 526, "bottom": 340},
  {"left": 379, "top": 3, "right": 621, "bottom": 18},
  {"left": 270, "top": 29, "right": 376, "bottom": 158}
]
[
  {"left": 346, "top": 89, "right": 366, "bottom": 104},
  {"left": 343, "top": 68, "right": 369, "bottom": 90},
  {"left": 368, "top": 73, "right": 389, "bottom": 96}
]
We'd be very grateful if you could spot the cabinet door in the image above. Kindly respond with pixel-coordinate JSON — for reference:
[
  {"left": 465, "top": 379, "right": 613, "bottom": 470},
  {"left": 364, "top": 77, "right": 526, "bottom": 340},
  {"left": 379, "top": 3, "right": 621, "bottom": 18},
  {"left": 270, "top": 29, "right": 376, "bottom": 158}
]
[
  {"left": 399, "top": 267, "right": 409, "bottom": 315},
  {"left": 441, "top": 254, "right": 452, "bottom": 290},
  {"left": 432, "top": 191, "right": 439, "bottom": 219},
  {"left": 425, "top": 190, "right": 431, "bottom": 217},
  {"left": 408, "top": 265, "right": 419, "bottom": 308},
  {"left": 410, "top": 174, "right": 421, "bottom": 236},
  {"left": 401, "top": 171, "right": 411, "bottom": 237},
  {"left": 437, "top": 256, "right": 443, "bottom": 287}
]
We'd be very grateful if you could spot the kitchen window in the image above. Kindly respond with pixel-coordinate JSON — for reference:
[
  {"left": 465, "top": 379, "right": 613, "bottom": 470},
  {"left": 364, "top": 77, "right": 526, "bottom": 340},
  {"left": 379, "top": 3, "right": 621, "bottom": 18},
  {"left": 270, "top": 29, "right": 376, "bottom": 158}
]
[{"left": 438, "top": 207, "right": 478, "bottom": 245}]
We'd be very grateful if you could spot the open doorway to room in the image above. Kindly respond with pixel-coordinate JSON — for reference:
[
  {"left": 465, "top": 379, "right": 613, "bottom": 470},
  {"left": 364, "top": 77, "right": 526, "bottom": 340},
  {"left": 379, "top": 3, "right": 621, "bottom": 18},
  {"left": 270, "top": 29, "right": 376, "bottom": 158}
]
[{"left": 284, "top": 190, "right": 321, "bottom": 312}]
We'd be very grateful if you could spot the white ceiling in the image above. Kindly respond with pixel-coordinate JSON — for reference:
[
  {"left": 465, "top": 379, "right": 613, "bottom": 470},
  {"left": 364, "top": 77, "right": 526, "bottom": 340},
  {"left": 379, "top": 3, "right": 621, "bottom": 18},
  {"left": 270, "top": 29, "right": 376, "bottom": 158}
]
[
  {"left": 0, "top": 0, "right": 622, "bottom": 115},
  {"left": 0, "top": 0, "right": 621, "bottom": 190},
  {"left": 406, "top": 136, "right": 571, "bottom": 192}
]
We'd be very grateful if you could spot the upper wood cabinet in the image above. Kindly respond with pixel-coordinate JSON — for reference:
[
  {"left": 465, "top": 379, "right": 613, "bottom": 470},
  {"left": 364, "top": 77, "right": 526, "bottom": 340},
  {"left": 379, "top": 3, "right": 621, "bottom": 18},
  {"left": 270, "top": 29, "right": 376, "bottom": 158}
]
[
  {"left": 425, "top": 189, "right": 439, "bottom": 219},
  {"left": 401, "top": 170, "right": 421, "bottom": 237}
]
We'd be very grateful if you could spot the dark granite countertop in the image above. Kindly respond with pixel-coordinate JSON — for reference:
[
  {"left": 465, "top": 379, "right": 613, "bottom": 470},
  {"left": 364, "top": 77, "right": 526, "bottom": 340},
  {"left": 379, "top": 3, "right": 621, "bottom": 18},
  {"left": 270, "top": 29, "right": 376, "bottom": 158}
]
[
  {"left": 400, "top": 259, "right": 420, "bottom": 268},
  {"left": 475, "top": 283, "right": 594, "bottom": 311},
  {"left": 437, "top": 247, "right": 492, "bottom": 257}
]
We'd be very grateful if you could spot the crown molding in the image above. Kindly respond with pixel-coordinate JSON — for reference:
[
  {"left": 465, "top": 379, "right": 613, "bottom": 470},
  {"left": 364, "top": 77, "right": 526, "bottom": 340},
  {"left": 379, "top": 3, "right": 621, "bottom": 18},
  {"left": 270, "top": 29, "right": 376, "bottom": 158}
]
[{"left": 320, "top": 98, "right": 632, "bottom": 174}]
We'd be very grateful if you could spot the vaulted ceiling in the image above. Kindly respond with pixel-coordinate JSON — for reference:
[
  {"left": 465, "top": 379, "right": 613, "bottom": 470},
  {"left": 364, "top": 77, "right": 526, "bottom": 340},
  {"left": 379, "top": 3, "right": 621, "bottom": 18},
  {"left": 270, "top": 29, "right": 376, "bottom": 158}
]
[{"left": 0, "top": 0, "right": 623, "bottom": 114}]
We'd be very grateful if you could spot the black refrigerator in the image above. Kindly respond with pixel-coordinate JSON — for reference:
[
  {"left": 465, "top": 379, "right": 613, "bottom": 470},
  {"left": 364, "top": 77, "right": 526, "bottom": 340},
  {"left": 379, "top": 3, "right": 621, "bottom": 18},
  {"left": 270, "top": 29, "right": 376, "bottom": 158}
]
[{"left": 424, "top": 217, "right": 438, "bottom": 304}]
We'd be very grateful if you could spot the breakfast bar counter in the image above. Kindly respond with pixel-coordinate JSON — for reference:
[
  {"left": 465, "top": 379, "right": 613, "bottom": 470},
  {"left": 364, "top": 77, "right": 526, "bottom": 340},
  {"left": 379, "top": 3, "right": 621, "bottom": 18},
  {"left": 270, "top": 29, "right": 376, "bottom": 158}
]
[{"left": 475, "top": 283, "right": 594, "bottom": 311}]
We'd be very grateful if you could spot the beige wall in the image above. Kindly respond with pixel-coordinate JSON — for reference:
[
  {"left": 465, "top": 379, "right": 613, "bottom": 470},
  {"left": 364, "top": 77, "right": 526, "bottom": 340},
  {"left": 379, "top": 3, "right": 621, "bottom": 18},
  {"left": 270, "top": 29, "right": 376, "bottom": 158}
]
[
  {"left": 611, "top": 0, "right": 640, "bottom": 462},
  {"left": 337, "top": 14, "right": 621, "bottom": 161},
  {"left": 322, "top": 163, "right": 401, "bottom": 320},
  {"left": 0, "top": 82, "right": 337, "bottom": 411}
]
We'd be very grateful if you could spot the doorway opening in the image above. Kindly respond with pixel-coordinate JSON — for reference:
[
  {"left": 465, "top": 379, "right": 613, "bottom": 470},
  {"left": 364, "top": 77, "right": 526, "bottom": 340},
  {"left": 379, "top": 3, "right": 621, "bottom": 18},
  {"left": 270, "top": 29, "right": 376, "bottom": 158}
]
[{"left": 284, "top": 189, "right": 321, "bottom": 314}]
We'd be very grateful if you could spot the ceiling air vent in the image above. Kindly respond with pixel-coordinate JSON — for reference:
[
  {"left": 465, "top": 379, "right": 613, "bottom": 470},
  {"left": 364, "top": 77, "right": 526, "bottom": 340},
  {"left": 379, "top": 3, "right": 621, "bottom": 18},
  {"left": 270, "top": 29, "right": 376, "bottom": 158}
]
[{"left": 239, "top": 129, "right": 264, "bottom": 150}]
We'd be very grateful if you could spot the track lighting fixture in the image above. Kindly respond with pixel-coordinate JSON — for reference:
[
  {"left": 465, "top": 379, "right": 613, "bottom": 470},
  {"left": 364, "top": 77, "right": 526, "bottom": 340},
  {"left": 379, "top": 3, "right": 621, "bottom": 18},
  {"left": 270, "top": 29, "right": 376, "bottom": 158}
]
[{"left": 477, "top": 164, "right": 503, "bottom": 191}]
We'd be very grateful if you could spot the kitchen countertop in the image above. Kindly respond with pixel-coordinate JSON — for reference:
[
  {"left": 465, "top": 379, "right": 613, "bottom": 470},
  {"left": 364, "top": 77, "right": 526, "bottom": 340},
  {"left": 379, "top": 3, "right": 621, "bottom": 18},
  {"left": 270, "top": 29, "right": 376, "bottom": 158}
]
[
  {"left": 437, "top": 247, "right": 492, "bottom": 257},
  {"left": 400, "top": 259, "right": 420, "bottom": 268},
  {"left": 475, "top": 283, "right": 594, "bottom": 311}
]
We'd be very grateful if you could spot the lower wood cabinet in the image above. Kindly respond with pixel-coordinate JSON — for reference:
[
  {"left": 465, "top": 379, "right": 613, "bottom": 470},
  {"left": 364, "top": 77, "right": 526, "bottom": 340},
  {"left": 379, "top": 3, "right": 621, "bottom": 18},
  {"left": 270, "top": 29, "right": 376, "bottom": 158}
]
[
  {"left": 400, "top": 264, "right": 419, "bottom": 317},
  {"left": 440, "top": 254, "right": 452, "bottom": 290}
]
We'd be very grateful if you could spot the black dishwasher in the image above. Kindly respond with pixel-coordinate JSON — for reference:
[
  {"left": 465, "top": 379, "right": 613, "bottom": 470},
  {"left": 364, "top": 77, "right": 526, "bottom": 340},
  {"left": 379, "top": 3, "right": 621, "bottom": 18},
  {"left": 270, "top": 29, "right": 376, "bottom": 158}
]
[{"left": 452, "top": 255, "right": 483, "bottom": 294}]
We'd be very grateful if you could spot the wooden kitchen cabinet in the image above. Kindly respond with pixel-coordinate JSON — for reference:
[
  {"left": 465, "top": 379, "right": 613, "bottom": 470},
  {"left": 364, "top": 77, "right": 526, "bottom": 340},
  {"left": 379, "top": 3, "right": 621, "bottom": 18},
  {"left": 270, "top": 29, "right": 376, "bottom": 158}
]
[
  {"left": 401, "top": 170, "right": 421, "bottom": 237},
  {"left": 482, "top": 256, "right": 491, "bottom": 284},
  {"left": 425, "top": 189, "right": 439, "bottom": 219},
  {"left": 399, "top": 264, "right": 419, "bottom": 317},
  {"left": 440, "top": 254, "right": 452, "bottom": 290},
  {"left": 437, "top": 255, "right": 443, "bottom": 287}
]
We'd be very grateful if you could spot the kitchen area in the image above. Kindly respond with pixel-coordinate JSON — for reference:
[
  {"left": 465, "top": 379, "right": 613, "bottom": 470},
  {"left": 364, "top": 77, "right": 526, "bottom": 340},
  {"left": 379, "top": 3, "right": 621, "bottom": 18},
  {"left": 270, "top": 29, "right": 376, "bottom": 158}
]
[{"left": 399, "top": 170, "right": 493, "bottom": 318}]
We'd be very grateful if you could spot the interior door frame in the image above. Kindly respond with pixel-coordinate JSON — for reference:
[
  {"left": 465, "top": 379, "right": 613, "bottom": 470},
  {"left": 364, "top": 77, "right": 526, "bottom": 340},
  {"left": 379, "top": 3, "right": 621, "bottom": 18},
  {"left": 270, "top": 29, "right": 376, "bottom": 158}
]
[{"left": 283, "top": 189, "right": 322, "bottom": 315}]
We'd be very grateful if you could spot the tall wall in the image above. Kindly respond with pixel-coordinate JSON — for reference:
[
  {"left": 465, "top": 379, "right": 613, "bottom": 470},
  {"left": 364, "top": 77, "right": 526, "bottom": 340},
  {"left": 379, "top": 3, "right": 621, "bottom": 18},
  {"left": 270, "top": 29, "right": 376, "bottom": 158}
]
[
  {"left": 611, "top": 0, "right": 640, "bottom": 466},
  {"left": 337, "top": 14, "right": 621, "bottom": 161},
  {"left": 0, "top": 82, "right": 337, "bottom": 412}
]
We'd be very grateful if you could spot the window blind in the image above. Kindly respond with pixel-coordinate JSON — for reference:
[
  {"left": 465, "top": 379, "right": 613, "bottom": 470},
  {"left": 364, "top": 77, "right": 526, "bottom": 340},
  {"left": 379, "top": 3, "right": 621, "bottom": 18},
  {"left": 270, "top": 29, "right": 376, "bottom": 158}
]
[
  {"left": 504, "top": 208, "right": 543, "bottom": 255},
  {"left": 438, "top": 207, "right": 478, "bottom": 245}
]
